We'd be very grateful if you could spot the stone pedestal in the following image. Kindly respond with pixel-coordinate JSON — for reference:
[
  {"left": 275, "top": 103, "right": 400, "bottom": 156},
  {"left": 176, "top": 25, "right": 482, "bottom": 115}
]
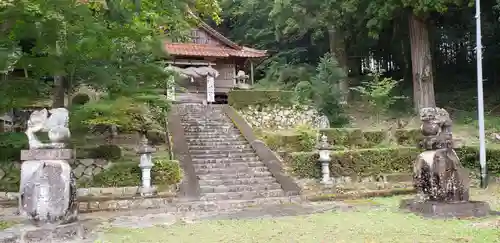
[
  {"left": 19, "top": 149, "right": 78, "bottom": 225},
  {"left": 400, "top": 198, "right": 491, "bottom": 218}
]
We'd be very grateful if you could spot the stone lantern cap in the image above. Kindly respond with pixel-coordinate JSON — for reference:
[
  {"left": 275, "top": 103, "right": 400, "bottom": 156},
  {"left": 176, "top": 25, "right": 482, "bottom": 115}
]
[
  {"left": 137, "top": 137, "right": 156, "bottom": 154},
  {"left": 316, "top": 134, "right": 333, "bottom": 150}
]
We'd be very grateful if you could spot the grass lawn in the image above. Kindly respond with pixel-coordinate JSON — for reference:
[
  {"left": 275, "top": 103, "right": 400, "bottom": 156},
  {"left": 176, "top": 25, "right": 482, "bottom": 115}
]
[{"left": 98, "top": 187, "right": 500, "bottom": 243}]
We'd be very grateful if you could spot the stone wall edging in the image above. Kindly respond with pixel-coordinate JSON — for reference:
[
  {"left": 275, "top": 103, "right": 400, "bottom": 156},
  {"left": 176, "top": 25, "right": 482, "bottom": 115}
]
[{"left": 0, "top": 185, "right": 178, "bottom": 201}]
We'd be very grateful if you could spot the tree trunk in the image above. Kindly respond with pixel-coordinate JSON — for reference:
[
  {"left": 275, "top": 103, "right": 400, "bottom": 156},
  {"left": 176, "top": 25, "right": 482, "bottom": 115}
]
[
  {"left": 52, "top": 76, "right": 66, "bottom": 108},
  {"left": 409, "top": 13, "right": 436, "bottom": 111},
  {"left": 328, "top": 27, "right": 349, "bottom": 104}
]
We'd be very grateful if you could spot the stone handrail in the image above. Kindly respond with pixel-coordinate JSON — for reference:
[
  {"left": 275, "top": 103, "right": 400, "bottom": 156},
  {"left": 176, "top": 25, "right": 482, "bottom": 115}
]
[
  {"left": 167, "top": 105, "right": 200, "bottom": 200},
  {"left": 222, "top": 105, "right": 301, "bottom": 196}
]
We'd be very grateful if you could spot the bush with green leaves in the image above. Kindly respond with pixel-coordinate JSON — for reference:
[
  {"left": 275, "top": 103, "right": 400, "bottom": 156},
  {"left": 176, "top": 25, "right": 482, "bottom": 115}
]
[
  {"left": 285, "top": 146, "right": 500, "bottom": 179},
  {"left": 152, "top": 159, "right": 183, "bottom": 186},
  {"left": 70, "top": 95, "right": 168, "bottom": 136},
  {"left": 71, "top": 93, "right": 90, "bottom": 106},
  {"left": 0, "top": 132, "right": 28, "bottom": 162},
  {"left": 86, "top": 144, "right": 122, "bottom": 160},
  {"left": 350, "top": 72, "right": 406, "bottom": 122},
  {"left": 294, "top": 53, "right": 349, "bottom": 127},
  {"left": 77, "top": 159, "right": 182, "bottom": 188}
]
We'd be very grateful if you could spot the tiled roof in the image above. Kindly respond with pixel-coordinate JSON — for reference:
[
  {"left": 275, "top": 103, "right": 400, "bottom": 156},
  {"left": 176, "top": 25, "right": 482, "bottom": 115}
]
[{"left": 163, "top": 43, "right": 267, "bottom": 58}]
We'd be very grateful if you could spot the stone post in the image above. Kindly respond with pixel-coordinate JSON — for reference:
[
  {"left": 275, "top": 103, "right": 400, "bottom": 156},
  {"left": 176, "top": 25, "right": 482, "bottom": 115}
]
[
  {"left": 317, "top": 134, "right": 333, "bottom": 185},
  {"left": 137, "top": 137, "right": 156, "bottom": 196}
]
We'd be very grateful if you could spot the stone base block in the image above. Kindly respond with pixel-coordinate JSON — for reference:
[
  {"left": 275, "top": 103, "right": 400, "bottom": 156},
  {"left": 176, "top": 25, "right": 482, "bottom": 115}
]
[
  {"left": 400, "top": 198, "right": 491, "bottom": 218},
  {"left": 0, "top": 220, "right": 95, "bottom": 243}
]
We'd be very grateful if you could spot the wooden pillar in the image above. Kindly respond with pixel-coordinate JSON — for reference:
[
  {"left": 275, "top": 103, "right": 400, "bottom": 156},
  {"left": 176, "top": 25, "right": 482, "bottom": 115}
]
[{"left": 250, "top": 60, "right": 254, "bottom": 85}]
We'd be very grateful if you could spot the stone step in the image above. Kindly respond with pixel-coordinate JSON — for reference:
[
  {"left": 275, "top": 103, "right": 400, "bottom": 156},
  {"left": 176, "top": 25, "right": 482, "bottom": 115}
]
[
  {"left": 191, "top": 157, "right": 261, "bottom": 164},
  {"left": 183, "top": 127, "right": 237, "bottom": 131},
  {"left": 190, "top": 152, "right": 258, "bottom": 159},
  {"left": 189, "top": 148, "right": 255, "bottom": 154},
  {"left": 200, "top": 189, "right": 285, "bottom": 201},
  {"left": 195, "top": 166, "right": 270, "bottom": 174},
  {"left": 185, "top": 137, "right": 245, "bottom": 142},
  {"left": 197, "top": 172, "right": 274, "bottom": 180},
  {"left": 200, "top": 183, "right": 282, "bottom": 193},
  {"left": 181, "top": 123, "right": 231, "bottom": 127},
  {"left": 188, "top": 144, "right": 252, "bottom": 150},
  {"left": 193, "top": 161, "right": 264, "bottom": 169},
  {"left": 184, "top": 134, "right": 242, "bottom": 139},
  {"left": 198, "top": 177, "right": 278, "bottom": 186},
  {"left": 186, "top": 141, "right": 248, "bottom": 146},
  {"left": 183, "top": 131, "right": 240, "bottom": 135}
]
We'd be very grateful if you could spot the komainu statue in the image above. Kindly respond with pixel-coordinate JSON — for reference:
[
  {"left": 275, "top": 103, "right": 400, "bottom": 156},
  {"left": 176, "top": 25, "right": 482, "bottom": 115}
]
[
  {"left": 413, "top": 107, "right": 469, "bottom": 202},
  {"left": 19, "top": 108, "right": 77, "bottom": 225}
]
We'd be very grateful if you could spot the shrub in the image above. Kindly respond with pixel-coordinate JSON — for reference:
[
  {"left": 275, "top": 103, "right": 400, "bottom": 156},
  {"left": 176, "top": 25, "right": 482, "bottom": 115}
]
[
  {"left": 71, "top": 93, "right": 90, "bottom": 106},
  {"left": 80, "top": 159, "right": 182, "bottom": 188},
  {"left": 228, "top": 90, "right": 295, "bottom": 109},
  {"left": 0, "top": 163, "right": 20, "bottom": 191},
  {"left": 286, "top": 147, "right": 418, "bottom": 179},
  {"left": 285, "top": 146, "right": 500, "bottom": 179},
  {"left": 146, "top": 130, "right": 166, "bottom": 145},
  {"left": 84, "top": 162, "right": 141, "bottom": 187},
  {"left": 87, "top": 144, "right": 122, "bottom": 160},
  {"left": 363, "top": 130, "right": 387, "bottom": 147},
  {"left": 394, "top": 129, "right": 421, "bottom": 146},
  {"left": 152, "top": 159, "right": 182, "bottom": 186},
  {"left": 294, "top": 125, "right": 317, "bottom": 152},
  {"left": 0, "top": 132, "right": 28, "bottom": 162}
]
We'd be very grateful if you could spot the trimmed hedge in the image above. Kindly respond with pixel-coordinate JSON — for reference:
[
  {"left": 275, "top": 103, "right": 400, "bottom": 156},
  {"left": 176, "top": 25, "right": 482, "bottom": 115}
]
[
  {"left": 260, "top": 128, "right": 421, "bottom": 152},
  {"left": 228, "top": 90, "right": 295, "bottom": 109},
  {"left": 285, "top": 146, "right": 500, "bottom": 179},
  {"left": 79, "top": 159, "right": 182, "bottom": 188}
]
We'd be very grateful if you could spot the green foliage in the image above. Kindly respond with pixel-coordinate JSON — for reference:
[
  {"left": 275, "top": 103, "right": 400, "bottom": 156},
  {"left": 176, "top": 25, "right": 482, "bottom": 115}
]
[
  {"left": 70, "top": 96, "right": 165, "bottom": 135},
  {"left": 0, "top": 132, "right": 28, "bottom": 162},
  {"left": 147, "top": 130, "right": 166, "bottom": 145},
  {"left": 71, "top": 93, "right": 90, "bottom": 106},
  {"left": 87, "top": 144, "right": 122, "bottom": 160},
  {"left": 394, "top": 129, "right": 421, "bottom": 146},
  {"left": 320, "top": 128, "right": 390, "bottom": 149},
  {"left": 293, "top": 53, "right": 349, "bottom": 127},
  {"left": 350, "top": 72, "right": 405, "bottom": 121},
  {"left": 81, "top": 162, "right": 141, "bottom": 187},
  {"left": 78, "top": 159, "right": 182, "bottom": 188},
  {"left": 294, "top": 125, "right": 318, "bottom": 152},
  {"left": 0, "top": 163, "right": 20, "bottom": 191},
  {"left": 0, "top": 0, "right": 220, "bottom": 111},
  {"left": 152, "top": 159, "right": 182, "bottom": 186},
  {"left": 228, "top": 90, "right": 295, "bottom": 109},
  {"left": 286, "top": 146, "right": 500, "bottom": 179}
]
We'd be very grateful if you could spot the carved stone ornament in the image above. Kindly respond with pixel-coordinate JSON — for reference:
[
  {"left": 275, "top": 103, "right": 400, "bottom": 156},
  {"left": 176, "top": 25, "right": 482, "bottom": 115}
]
[{"left": 25, "top": 108, "right": 71, "bottom": 149}]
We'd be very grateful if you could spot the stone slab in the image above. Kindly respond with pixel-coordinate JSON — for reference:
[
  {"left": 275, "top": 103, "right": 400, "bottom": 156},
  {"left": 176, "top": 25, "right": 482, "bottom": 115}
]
[
  {"left": 21, "top": 149, "right": 73, "bottom": 161},
  {"left": 0, "top": 220, "right": 95, "bottom": 243},
  {"left": 400, "top": 198, "right": 491, "bottom": 218}
]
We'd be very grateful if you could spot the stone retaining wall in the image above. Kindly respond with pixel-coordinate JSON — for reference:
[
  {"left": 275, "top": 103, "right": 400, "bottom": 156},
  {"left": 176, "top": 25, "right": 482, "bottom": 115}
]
[
  {"left": 238, "top": 104, "right": 327, "bottom": 130},
  {"left": 0, "top": 159, "right": 112, "bottom": 192}
]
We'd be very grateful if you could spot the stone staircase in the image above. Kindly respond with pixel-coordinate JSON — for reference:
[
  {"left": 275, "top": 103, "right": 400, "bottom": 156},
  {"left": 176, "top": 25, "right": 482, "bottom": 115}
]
[{"left": 177, "top": 104, "right": 289, "bottom": 204}]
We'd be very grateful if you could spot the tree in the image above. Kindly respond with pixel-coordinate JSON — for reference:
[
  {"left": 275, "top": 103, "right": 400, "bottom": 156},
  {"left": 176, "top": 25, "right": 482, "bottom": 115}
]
[
  {"left": 0, "top": 0, "right": 221, "bottom": 111},
  {"left": 269, "top": 0, "right": 361, "bottom": 101},
  {"left": 363, "top": 0, "right": 473, "bottom": 111}
]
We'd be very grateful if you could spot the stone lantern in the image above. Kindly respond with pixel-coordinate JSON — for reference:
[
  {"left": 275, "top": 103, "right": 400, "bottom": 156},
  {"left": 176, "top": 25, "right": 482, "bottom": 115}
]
[
  {"left": 317, "top": 134, "right": 333, "bottom": 185},
  {"left": 137, "top": 137, "right": 156, "bottom": 196}
]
